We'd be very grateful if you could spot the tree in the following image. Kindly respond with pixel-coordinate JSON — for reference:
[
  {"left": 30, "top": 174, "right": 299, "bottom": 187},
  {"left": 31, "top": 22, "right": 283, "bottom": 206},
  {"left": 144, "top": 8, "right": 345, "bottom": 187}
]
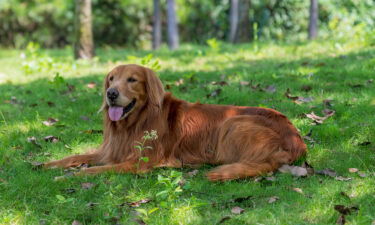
[
  {"left": 308, "top": 0, "right": 318, "bottom": 39},
  {"left": 229, "top": 0, "right": 250, "bottom": 43},
  {"left": 152, "top": 0, "right": 162, "bottom": 50},
  {"left": 74, "top": 0, "right": 95, "bottom": 59},
  {"left": 166, "top": 0, "right": 179, "bottom": 50}
]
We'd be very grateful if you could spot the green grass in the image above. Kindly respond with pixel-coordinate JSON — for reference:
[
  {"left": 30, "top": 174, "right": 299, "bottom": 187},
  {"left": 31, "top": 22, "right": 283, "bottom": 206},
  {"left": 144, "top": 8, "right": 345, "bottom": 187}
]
[{"left": 0, "top": 39, "right": 374, "bottom": 225}]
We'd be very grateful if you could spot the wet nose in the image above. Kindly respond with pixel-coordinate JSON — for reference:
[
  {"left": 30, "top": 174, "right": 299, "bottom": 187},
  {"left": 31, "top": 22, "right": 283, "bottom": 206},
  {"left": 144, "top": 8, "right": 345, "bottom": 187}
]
[{"left": 107, "top": 88, "right": 119, "bottom": 101}]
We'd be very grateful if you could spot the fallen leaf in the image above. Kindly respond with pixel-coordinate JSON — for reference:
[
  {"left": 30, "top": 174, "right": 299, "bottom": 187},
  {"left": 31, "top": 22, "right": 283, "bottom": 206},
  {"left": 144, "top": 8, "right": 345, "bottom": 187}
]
[
  {"left": 175, "top": 79, "right": 184, "bottom": 86},
  {"left": 263, "top": 85, "right": 276, "bottom": 93},
  {"left": 42, "top": 118, "right": 58, "bottom": 126},
  {"left": 303, "top": 130, "right": 316, "bottom": 145},
  {"left": 44, "top": 135, "right": 59, "bottom": 143},
  {"left": 211, "top": 81, "right": 228, "bottom": 86},
  {"left": 335, "top": 176, "right": 352, "bottom": 181},
  {"left": 278, "top": 164, "right": 308, "bottom": 177},
  {"left": 301, "top": 161, "right": 315, "bottom": 176},
  {"left": 126, "top": 199, "right": 151, "bottom": 208},
  {"left": 357, "top": 172, "right": 366, "bottom": 177},
  {"left": 292, "top": 188, "right": 303, "bottom": 194},
  {"left": 27, "top": 136, "right": 42, "bottom": 148},
  {"left": 340, "top": 192, "right": 356, "bottom": 199},
  {"left": 207, "top": 89, "right": 222, "bottom": 98},
  {"left": 64, "top": 188, "right": 76, "bottom": 194},
  {"left": 265, "top": 176, "right": 276, "bottom": 181},
  {"left": 30, "top": 161, "right": 44, "bottom": 170},
  {"left": 336, "top": 214, "right": 345, "bottom": 225},
  {"left": 239, "top": 81, "right": 250, "bottom": 86},
  {"left": 165, "top": 84, "right": 171, "bottom": 90},
  {"left": 86, "top": 202, "right": 99, "bottom": 208},
  {"left": 87, "top": 82, "right": 96, "bottom": 89},
  {"left": 305, "top": 111, "right": 335, "bottom": 125},
  {"left": 334, "top": 205, "right": 359, "bottom": 215},
  {"left": 348, "top": 168, "right": 358, "bottom": 173},
  {"left": 81, "top": 182, "right": 95, "bottom": 189},
  {"left": 231, "top": 206, "right": 244, "bottom": 214},
  {"left": 316, "top": 168, "right": 337, "bottom": 177},
  {"left": 187, "top": 169, "right": 199, "bottom": 177},
  {"left": 71, "top": 220, "right": 82, "bottom": 225},
  {"left": 218, "top": 216, "right": 231, "bottom": 224},
  {"left": 284, "top": 89, "right": 313, "bottom": 104},
  {"left": 268, "top": 196, "right": 279, "bottom": 203}
]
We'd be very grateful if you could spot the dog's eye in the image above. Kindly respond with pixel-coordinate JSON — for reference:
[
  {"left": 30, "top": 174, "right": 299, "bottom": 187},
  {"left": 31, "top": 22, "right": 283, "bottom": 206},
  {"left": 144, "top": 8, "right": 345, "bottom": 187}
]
[
  {"left": 109, "top": 76, "right": 114, "bottom": 81},
  {"left": 127, "top": 77, "right": 137, "bottom": 83}
]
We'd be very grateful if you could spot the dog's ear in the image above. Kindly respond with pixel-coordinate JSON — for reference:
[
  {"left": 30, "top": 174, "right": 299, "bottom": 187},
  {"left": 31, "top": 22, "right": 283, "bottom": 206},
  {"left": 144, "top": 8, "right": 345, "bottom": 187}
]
[
  {"left": 98, "top": 73, "right": 110, "bottom": 113},
  {"left": 144, "top": 67, "right": 165, "bottom": 108}
]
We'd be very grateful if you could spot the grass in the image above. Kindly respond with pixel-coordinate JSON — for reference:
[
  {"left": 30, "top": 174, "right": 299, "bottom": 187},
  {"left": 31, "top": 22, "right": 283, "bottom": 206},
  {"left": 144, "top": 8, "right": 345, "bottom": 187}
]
[{"left": 0, "top": 38, "right": 374, "bottom": 225}]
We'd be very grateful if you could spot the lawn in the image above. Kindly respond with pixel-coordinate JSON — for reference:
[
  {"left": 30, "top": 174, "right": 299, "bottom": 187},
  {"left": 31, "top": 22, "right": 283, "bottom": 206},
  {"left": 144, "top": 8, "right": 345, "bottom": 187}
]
[{"left": 0, "top": 39, "right": 374, "bottom": 225}]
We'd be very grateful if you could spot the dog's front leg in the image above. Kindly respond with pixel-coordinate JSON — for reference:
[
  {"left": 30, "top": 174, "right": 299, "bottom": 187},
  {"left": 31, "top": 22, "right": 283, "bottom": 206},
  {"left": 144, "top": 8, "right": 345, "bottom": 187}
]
[
  {"left": 44, "top": 153, "right": 100, "bottom": 169},
  {"left": 75, "top": 161, "right": 149, "bottom": 175}
]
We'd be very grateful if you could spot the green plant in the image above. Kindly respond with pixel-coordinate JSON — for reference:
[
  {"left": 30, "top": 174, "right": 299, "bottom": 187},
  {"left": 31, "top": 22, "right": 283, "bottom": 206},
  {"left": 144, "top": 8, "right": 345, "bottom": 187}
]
[
  {"left": 134, "top": 130, "right": 158, "bottom": 170},
  {"left": 156, "top": 170, "right": 184, "bottom": 207},
  {"left": 206, "top": 38, "right": 221, "bottom": 52}
]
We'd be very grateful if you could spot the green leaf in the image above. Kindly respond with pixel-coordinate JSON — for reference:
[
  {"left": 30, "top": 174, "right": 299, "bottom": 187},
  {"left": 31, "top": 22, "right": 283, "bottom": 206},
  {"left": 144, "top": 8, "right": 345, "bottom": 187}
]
[{"left": 56, "top": 195, "right": 65, "bottom": 201}]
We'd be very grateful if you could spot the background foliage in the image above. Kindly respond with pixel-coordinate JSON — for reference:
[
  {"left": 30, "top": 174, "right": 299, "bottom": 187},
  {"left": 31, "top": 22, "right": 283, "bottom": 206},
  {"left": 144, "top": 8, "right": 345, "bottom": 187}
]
[{"left": 0, "top": 0, "right": 374, "bottom": 48}]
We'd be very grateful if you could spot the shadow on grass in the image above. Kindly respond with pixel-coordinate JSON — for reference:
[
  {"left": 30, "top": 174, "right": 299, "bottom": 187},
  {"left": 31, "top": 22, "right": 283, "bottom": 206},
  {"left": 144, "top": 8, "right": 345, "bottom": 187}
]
[{"left": 0, "top": 47, "right": 374, "bottom": 224}]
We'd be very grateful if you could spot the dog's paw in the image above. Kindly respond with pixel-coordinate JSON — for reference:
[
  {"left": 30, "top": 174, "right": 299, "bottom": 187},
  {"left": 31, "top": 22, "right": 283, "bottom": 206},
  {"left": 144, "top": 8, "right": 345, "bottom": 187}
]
[{"left": 206, "top": 171, "right": 234, "bottom": 182}]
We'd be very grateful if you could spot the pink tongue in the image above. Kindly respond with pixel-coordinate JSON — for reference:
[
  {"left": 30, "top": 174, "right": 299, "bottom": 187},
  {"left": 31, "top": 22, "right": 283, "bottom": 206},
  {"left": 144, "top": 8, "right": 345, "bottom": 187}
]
[{"left": 108, "top": 106, "right": 123, "bottom": 121}]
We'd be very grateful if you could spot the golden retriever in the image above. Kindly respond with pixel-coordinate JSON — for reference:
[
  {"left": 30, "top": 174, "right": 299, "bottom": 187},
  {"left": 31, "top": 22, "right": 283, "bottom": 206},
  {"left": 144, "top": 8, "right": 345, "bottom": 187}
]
[{"left": 45, "top": 64, "right": 307, "bottom": 181}]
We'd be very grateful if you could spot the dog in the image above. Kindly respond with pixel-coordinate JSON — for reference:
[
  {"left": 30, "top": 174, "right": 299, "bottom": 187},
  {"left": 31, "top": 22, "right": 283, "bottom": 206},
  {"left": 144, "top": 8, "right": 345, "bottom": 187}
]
[{"left": 45, "top": 64, "right": 307, "bottom": 181}]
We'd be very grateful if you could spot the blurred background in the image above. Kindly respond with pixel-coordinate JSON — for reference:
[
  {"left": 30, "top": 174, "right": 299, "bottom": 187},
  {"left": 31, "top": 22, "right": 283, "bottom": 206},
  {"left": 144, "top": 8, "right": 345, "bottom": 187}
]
[{"left": 0, "top": 0, "right": 374, "bottom": 56}]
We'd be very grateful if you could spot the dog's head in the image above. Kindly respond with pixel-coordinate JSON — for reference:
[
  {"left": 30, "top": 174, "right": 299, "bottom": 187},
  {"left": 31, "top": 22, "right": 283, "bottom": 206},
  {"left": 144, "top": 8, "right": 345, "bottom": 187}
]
[{"left": 101, "top": 64, "right": 164, "bottom": 121}]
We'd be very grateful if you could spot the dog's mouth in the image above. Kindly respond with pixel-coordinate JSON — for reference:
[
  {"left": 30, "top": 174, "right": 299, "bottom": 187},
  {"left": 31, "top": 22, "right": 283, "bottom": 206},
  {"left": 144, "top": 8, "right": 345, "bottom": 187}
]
[{"left": 108, "top": 99, "right": 136, "bottom": 121}]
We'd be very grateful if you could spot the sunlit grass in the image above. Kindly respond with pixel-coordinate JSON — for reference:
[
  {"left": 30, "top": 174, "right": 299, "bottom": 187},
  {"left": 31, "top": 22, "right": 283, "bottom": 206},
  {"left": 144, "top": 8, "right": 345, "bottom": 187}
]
[{"left": 0, "top": 38, "right": 374, "bottom": 224}]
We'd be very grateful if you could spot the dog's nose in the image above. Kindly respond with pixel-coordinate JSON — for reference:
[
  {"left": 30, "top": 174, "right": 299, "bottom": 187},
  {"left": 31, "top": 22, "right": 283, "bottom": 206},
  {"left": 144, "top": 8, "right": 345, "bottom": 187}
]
[{"left": 107, "top": 88, "right": 119, "bottom": 100}]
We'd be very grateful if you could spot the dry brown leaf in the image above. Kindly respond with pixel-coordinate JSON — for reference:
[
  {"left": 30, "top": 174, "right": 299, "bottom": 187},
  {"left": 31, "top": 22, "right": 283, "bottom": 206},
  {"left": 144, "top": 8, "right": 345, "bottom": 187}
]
[
  {"left": 358, "top": 172, "right": 367, "bottom": 177},
  {"left": 292, "top": 188, "right": 303, "bottom": 194},
  {"left": 81, "top": 182, "right": 95, "bottom": 189},
  {"left": 207, "top": 89, "right": 222, "bottom": 98},
  {"left": 87, "top": 82, "right": 96, "bottom": 89},
  {"left": 268, "top": 196, "right": 279, "bottom": 203},
  {"left": 231, "top": 206, "right": 244, "bottom": 214},
  {"left": 126, "top": 199, "right": 151, "bottom": 207},
  {"left": 278, "top": 164, "right": 308, "bottom": 177},
  {"left": 316, "top": 168, "right": 337, "bottom": 177},
  {"left": 211, "top": 81, "right": 229, "bottom": 86},
  {"left": 187, "top": 169, "right": 199, "bottom": 177},
  {"left": 348, "top": 168, "right": 358, "bottom": 173},
  {"left": 72, "top": 220, "right": 82, "bottom": 225},
  {"left": 42, "top": 118, "right": 58, "bottom": 126},
  {"left": 263, "top": 85, "right": 276, "bottom": 93},
  {"left": 44, "top": 135, "right": 59, "bottom": 143},
  {"left": 335, "top": 176, "right": 352, "bottom": 181}
]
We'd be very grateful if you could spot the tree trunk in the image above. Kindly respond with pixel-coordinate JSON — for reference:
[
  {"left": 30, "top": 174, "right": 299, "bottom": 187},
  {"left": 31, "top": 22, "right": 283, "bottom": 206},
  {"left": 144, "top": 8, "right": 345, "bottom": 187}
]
[
  {"left": 229, "top": 0, "right": 250, "bottom": 43},
  {"left": 229, "top": 0, "right": 239, "bottom": 43},
  {"left": 166, "top": 0, "right": 179, "bottom": 50},
  {"left": 74, "top": 0, "right": 95, "bottom": 59},
  {"left": 152, "top": 0, "right": 162, "bottom": 50},
  {"left": 308, "top": 0, "right": 318, "bottom": 40}
]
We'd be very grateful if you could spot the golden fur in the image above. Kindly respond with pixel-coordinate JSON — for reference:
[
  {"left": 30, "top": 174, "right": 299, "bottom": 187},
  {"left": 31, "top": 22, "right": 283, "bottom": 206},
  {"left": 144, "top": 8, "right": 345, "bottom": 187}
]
[{"left": 45, "top": 64, "right": 307, "bottom": 181}]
